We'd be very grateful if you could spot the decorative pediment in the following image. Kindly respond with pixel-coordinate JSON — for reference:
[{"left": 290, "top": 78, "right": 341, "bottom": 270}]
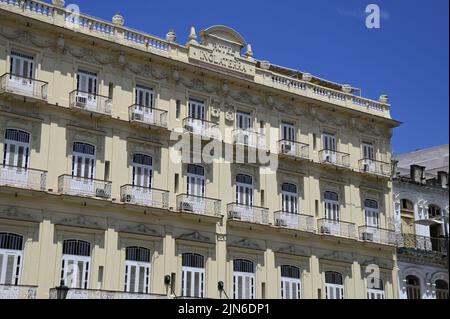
[
  {"left": 277, "top": 244, "right": 309, "bottom": 256},
  {"left": 56, "top": 215, "right": 105, "bottom": 230},
  {"left": 119, "top": 223, "right": 161, "bottom": 237},
  {"left": 200, "top": 25, "right": 247, "bottom": 49},
  {"left": 0, "top": 207, "right": 39, "bottom": 223},
  {"left": 177, "top": 231, "right": 212, "bottom": 243},
  {"left": 317, "top": 249, "right": 352, "bottom": 263},
  {"left": 189, "top": 25, "right": 255, "bottom": 78},
  {"left": 229, "top": 237, "right": 263, "bottom": 250}
]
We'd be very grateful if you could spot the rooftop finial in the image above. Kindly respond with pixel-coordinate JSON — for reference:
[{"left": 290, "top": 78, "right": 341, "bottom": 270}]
[
  {"left": 112, "top": 12, "right": 124, "bottom": 27},
  {"left": 166, "top": 29, "right": 177, "bottom": 43},
  {"left": 379, "top": 94, "right": 389, "bottom": 104},
  {"left": 188, "top": 26, "right": 198, "bottom": 45},
  {"left": 246, "top": 44, "right": 253, "bottom": 58},
  {"left": 52, "top": 0, "right": 65, "bottom": 8}
]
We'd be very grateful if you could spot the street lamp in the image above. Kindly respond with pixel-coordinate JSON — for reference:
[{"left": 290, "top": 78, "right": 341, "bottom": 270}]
[{"left": 55, "top": 280, "right": 69, "bottom": 299}]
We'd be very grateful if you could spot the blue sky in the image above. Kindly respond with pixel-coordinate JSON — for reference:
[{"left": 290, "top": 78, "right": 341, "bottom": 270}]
[{"left": 62, "top": 0, "right": 448, "bottom": 155}]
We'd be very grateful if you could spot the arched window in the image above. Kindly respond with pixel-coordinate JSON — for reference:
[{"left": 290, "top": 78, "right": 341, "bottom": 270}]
[
  {"left": 324, "top": 191, "right": 339, "bottom": 221},
  {"left": 280, "top": 265, "right": 301, "bottom": 299},
  {"left": 233, "top": 259, "right": 255, "bottom": 299},
  {"left": 124, "top": 247, "right": 151, "bottom": 294},
  {"left": 182, "top": 253, "right": 205, "bottom": 298},
  {"left": 364, "top": 199, "right": 379, "bottom": 228},
  {"left": 367, "top": 277, "right": 384, "bottom": 299},
  {"left": 0, "top": 233, "right": 23, "bottom": 285},
  {"left": 325, "top": 271, "right": 344, "bottom": 299},
  {"left": 61, "top": 239, "right": 91, "bottom": 289},
  {"left": 282, "top": 183, "right": 298, "bottom": 214},
  {"left": 405, "top": 275, "right": 421, "bottom": 299},
  {"left": 3, "top": 129, "right": 30, "bottom": 170},
  {"left": 132, "top": 154, "right": 153, "bottom": 188},
  {"left": 435, "top": 280, "right": 448, "bottom": 299},
  {"left": 428, "top": 205, "right": 441, "bottom": 218}
]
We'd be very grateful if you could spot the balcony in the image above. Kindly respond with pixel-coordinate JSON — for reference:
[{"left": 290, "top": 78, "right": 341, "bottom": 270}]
[
  {"left": 121, "top": 185, "right": 169, "bottom": 209},
  {"left": 397, "top": 233, "right": 448, "bottom": 255},
  {"left": 58, "top": 175, "right": 112, "bottom": 200},
  {"left": 317, "top": 218, "right": 357, "bottom": 239},
  {"left": 232, "top": 129, "right": 266, "bottom": 149},
  {"left": 359, "top": 226, "right": 397, "bottom": 245},
  {"left": 0, "top": 165, "right": 47, "bottom": 191},
  {"left": 359, "top": 159, "right": 391, "bottom": 177},
  {"left": 319, "top": 150, "right": 350, "bottom": 168},
  {"left": 49, "top": 288, "right": 167, "bottom": 299},
  {"left": 0, "top": 73, "right": 48, "bottom": 101},
  {"left": 274, "top": 211, "right": 315, "bottom": 232},
  {"left": 183, "top": 117, "right": 219, "bottom": 139},
  {"left": 0, "top": 284, "right": 37, "bottom": 299},
  {"left": 176, "top": 194, "right": 221, "bottom": 217},
  {"left": 129, "top": 104, "right": 168, "bottom": 129},
  {"left": 227, "top": 203, "right": 269, "bottom": 225},
  {"left": 69, "top": 90, "right": 112, "bottom": 117},
  {"left": 278, "top": 140, "right": 309, "bottom": 160}
]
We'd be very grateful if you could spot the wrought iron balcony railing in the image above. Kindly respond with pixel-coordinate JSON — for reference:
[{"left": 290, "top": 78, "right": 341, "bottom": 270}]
[
  {"left": 317, "top": 218, "right": 357, "bottom": 239},
  {"left": 58, "top": 175, "right": 112, "bottom": 199},
  {"left": 49, "top": 288, "right": 168, "bottom": 299},
  {"left": 0, "top": 164, "right": 47, "bottom": 191},
  {"left": 277, "top": 140, "right": 309, "bottom": 160},
  {"left": 359, "top": 159, "right": 392, "bottom": 177},
  {"left": 120, "top": 185, "right": 169, "bottom": 209},
  {"left": 0, "top": 73, "right": 48, "bottom": 100},
  {"left": 69, "top": 90, "right": 112, "bottom": 116},
  {"left": 227, "top": 203, "right": 269, "bottom": 225},
  {"left": 319, "top": 150, "right": 351, "bottom": 168},
  {"left": 176, "top": 194, "right": 221, "bottom": 217},
  {"left": 232, "top": 129, "right": 266, "bottom": 149},
  {"left": 274, "top": 211, "right": 315, "bottom": 232},
  {"left": 397, "top": 233, "right": 448, "bottom": 254},
  {"left": 128, "top": 104, "right": 168, "bottom": 128},
  {"left": 359, "top": 225, "right": 397, "bottom": 245},
  {"left": 183, "top": 117, "right": 219, "bottom": 139},
  {"left": 0, "top": 284, "right": 37, "bottom": 299}
]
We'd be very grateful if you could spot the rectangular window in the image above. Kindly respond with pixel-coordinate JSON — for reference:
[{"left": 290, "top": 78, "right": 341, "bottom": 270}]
[
  {"left": 0, "top": 250, "right": 22, "bottom": 285},
  {"left": 108, "top": 82, "right": 114, "bottom": 99},
  {"left": 104, "top": 161, "right": 110, "bottom": 181},
  {"left": 174, "top": 174, "right": 179, "bottom": 193},
  {"left": 281, "top": 122, "right": 296, "bottom": 141},
  {"left": 176, "top": 100, "right": 181, "bottom": 119},
  {"left": 236, "top": 111, "right": 252, "bottom": 130},
  {"left": 362, "top": 142, "right": 374, "bottom": 160},
  {"left": 188, "top": 99, "right": 205, "bottom": 120}
]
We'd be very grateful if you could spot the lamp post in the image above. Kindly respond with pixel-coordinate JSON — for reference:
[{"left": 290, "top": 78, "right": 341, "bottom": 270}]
[{"left": 55, "top": 280, "right": 69, "bottom": 299}]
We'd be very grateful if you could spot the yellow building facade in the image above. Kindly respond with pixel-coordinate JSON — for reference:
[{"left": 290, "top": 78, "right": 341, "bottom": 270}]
[{"left": 0, "top": 1, "right": 401, "bottom": 299}]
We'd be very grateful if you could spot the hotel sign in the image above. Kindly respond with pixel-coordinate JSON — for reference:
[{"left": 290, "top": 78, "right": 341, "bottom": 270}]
[{"left": 189, "top": 43, "right": 255, "bottom": 78}]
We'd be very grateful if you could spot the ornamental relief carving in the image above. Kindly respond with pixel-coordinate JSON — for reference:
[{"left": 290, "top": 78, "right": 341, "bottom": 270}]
[
  {"left": 118, "top": 222, "right": 162, "bottom": 237},
  {"left": 0, "top": 28, "right": 54, "bottom": 49},
  {"left": 0, "top": 206, "right": 40, "bottom": 223},
  {"left": 210, "top": 99, "right": 221, "bottom": 118},
  {"left": 177, "top": 231, "right": 212, "bottom": 243},
  {"left": 55, "top": 215, "right": 106, "bottom": 230}
]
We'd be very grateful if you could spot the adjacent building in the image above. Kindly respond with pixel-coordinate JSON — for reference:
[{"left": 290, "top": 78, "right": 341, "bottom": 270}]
[
  {"left": 0, "top": 1, "right": 401, "bottom": 299},
  {"left": 394, "top": 145, "right": 449, "bottom": 299}
]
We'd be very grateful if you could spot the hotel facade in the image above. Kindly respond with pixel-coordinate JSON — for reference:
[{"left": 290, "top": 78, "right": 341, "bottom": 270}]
[{"left": 0, "top": 0, "right": 404, "bottom": 299}]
